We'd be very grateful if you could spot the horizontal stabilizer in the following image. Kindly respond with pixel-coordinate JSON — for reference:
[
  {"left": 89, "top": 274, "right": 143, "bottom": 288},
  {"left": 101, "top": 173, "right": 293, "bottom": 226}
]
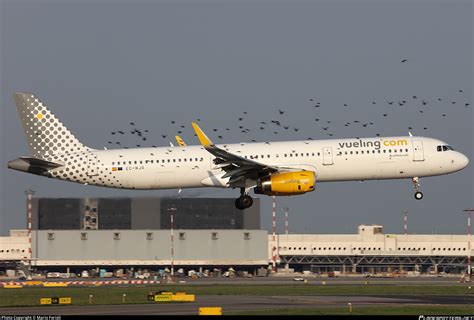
[{"left": 7, "top": 157, "right": 63, "bottom": 174}]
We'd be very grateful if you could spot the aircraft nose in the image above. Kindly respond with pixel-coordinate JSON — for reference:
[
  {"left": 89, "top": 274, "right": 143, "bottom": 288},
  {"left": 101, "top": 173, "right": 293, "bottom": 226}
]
[{"left": 457, "top": 152, "right": 469, "bottom": 170}]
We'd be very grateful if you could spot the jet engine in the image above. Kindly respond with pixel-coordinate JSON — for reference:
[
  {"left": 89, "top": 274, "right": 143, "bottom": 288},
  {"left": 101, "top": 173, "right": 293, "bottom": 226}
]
[{"left": 254, "top": 171, "right": 316, "bottom": 196}]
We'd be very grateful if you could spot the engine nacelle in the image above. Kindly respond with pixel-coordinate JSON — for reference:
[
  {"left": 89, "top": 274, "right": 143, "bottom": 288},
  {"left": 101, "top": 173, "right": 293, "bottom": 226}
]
[{"left": 254, "top": 171, "right": 316, "bottom": 196}]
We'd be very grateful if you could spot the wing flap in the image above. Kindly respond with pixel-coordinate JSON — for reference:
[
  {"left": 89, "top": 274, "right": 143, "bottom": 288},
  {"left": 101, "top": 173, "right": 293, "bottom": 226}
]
[{"left": 191, "top": 122, "right": 279, "bottom": 187}]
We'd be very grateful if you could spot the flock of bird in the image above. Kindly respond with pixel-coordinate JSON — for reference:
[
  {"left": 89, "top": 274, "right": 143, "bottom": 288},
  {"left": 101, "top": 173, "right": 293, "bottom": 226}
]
[{"left": 105, "top": 87, "right": 471, "bottom": 149}]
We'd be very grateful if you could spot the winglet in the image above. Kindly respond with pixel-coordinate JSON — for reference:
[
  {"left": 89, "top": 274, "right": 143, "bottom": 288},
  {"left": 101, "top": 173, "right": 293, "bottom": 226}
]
[
  {"left": 192, "top": 122, "right": 214, "bottom": 147},
  {"left": 175, "top": 135, "right": 187, "bottom": 147}
]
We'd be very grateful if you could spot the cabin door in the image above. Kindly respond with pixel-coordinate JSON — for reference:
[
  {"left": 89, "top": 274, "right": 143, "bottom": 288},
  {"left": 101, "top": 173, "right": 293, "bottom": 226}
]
[
  {"left": 412, "top": 140, "right": 425, "bottom": 162},
  {"left": 322, "top": 147, "right": 334, "bottom": 165}
]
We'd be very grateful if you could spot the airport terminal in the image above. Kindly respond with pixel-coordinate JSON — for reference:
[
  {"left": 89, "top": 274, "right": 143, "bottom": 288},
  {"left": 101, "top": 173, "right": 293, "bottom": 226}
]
[{"left": 0, "top": 196, "right": 472, "bottom": 279}]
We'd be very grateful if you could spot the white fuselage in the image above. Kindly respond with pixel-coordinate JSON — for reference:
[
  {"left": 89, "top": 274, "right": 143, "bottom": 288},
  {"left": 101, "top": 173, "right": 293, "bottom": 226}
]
[{"left": 45, "top": 136, "right": 469, "bottom": 191}]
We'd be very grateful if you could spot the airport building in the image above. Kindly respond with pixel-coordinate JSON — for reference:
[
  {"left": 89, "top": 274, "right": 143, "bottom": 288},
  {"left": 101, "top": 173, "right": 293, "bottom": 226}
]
[
  {"left": 272, "top": 225, "right": 472, "bottom": 274},
  {"left": 31, "top": 197, "right": 260, "bottom": 230},
  {"left": 0, "top": 197, "right": 472, "bottom": 276}
]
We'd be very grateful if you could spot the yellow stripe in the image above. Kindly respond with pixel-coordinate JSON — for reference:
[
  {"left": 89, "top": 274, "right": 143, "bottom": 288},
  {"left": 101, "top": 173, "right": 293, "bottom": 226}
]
[{"left": 191, "top": 122, "right": 213, "bottom": 147}]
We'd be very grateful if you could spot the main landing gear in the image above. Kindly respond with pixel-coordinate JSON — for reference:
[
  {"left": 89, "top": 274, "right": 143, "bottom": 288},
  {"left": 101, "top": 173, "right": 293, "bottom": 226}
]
[
  {"left": 235, "top": 188, "right": 254, "bottom": 210},
  {"left": 412, "top": 177, "right": 423, "bottom": 200}
]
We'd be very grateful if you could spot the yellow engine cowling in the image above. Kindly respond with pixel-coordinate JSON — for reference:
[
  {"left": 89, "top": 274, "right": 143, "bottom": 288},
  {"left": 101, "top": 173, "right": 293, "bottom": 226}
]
[{"left": 254, "top": 171, "right": 316, "bottom": 196}]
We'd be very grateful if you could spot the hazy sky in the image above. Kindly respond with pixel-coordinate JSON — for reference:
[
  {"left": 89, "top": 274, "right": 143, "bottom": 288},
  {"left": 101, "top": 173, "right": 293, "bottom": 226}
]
[{"left": 0, "top": 0, "right": 472, "bottom": 236}]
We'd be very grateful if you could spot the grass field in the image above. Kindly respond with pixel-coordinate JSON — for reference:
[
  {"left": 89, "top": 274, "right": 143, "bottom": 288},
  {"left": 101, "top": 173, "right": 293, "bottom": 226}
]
[
  {"left": 227, "top": 305, "right": 474, "bottom": 316},
  {"left": 0, "top": 284, "right": 473, "bottom": 308}
]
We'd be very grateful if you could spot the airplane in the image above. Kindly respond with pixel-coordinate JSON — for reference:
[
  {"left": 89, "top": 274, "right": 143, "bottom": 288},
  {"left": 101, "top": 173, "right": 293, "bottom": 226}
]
[{"left": 8, "top": 93, "right": 470, "bottom": 209}]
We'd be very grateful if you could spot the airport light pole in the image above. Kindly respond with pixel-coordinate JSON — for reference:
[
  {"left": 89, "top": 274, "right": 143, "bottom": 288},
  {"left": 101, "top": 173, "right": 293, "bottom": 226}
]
[
  {"left": 167, "top": 207, "right": 178, "bottom": 278},
  {"left": 25, "top": 189, "right": 35, "bottom": 267},
  {"left": 272, "top": 196, "right": 277, "bottom": 273},
  {"left": 403, "top": 210, "right": 408, "bottom": 236},
  {"left": 283, "top": 207, "right": 289, "bottom": 235},
  {"left": 462, "top": 208, "right": 473, "bottom": 282}
]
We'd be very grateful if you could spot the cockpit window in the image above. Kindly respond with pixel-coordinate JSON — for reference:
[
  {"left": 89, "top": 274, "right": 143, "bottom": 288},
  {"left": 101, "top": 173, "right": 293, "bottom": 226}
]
[{"left": 437, "top": 145, "right": 454, "bottom": 152}]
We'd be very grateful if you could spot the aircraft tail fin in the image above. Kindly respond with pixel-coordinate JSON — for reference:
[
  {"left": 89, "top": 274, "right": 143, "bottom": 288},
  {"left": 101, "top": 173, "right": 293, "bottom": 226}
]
[{"left": 14, "top": 92, "right": 91, "bottom": 159}]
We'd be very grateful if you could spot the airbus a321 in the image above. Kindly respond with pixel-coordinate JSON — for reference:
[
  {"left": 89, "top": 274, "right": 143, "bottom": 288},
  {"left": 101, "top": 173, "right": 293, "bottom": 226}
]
[{"left": 8, "top": 93, "right": 469, "bottom": 209}]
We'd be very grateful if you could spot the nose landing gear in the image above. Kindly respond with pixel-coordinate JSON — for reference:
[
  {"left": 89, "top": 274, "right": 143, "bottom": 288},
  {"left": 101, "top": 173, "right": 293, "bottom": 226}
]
[
  {"left": 412, "top": 177, "right": 423, "bottom": 200},
  {"left": 235, "top": 188, "right": 254, "bottom": 210}
]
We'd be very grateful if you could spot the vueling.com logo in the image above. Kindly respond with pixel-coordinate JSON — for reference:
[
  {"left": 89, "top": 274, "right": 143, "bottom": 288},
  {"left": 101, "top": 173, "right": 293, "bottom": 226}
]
[
  {"left": 383, "top": 139, "right": 408, "bottom": 147},
  {"left": 338, "top": 139, "right": 408, "bottom": 150}
]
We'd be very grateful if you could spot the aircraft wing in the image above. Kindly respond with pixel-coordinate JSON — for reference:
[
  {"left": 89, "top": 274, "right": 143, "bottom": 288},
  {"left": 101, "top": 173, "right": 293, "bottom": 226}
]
[{"left": 192, "top": 122, "right": 279, "bottom": 186}]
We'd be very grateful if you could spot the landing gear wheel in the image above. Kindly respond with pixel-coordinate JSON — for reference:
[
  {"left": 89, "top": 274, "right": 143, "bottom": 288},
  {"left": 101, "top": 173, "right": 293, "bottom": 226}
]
[
  {"left": 411, "top": 177, "right": 423, "bottom": 200},
  {"left": 235, "top": 198, "right": 245, "bottom": 210},
  {"left": 414, "top": 191, "right": 423, "bottom": 200},
  {"left": 235, "top": 195, "right": 254, "bottom": 210},
  {"left": 241, "top": 195, "right": 253, "bottom": 208}
]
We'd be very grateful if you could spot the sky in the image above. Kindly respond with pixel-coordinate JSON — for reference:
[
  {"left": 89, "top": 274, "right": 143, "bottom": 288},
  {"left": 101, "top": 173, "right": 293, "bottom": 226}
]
[{"left": 0, "top": 0, "right": 472, "bottom": 236}]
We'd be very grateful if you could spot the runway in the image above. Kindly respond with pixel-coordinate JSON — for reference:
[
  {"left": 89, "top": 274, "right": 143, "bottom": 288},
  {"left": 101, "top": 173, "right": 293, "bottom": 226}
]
[
  {"left": 1, "top": 294, "right": 473, "bottom": 315},
  {"left": 1, "top": 275, "right": 466, "bottom": 287},
  {"left": 182, "top": 275, "right": 468, "bottom": 286}
]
